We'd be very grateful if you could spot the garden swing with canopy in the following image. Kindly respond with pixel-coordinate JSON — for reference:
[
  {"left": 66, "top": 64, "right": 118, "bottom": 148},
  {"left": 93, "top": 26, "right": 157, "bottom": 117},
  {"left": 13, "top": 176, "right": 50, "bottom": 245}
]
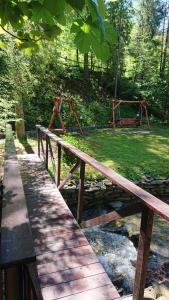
[{"left": 112, "top": 99, "right": 150, "bottom": 131}]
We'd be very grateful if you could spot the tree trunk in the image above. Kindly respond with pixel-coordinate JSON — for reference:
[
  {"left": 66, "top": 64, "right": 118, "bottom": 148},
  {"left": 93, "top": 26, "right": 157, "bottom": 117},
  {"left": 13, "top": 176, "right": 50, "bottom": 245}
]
[
  {"left": 160, "top": 18, "right": 169, "bottom": 77},
  {"left": 90, "top": 52, "right": 94, "bottom": 71},
  {"left": 76, "top": 48, "right": 79, "bottom": 65},
  {"left": 159, "top": 1, "right": 167, "bottom": 75},
  {"left": 84, "top": 53, "right": 89, "bottom": 80},
  {"left": 15, "top": 98, "right": 26, "bottom": 139}
]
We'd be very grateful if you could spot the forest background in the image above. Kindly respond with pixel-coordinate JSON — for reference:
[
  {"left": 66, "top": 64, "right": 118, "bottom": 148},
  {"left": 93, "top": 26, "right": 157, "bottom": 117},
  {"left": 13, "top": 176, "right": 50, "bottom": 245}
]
[{"left": 0, "top": 0, "right": 169, "bottom": 138}]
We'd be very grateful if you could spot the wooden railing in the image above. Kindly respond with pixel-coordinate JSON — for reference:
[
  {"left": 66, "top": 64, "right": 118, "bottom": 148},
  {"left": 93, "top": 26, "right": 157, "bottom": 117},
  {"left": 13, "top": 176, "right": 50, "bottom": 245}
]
[{"left": 36, "top": 125, "right": 169, "bottom": 300}]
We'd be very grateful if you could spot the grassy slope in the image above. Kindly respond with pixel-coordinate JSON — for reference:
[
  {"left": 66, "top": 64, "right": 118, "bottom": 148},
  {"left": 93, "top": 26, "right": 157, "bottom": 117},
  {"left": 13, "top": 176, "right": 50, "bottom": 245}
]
[{"left": 63, "top": 125, "right": 169, "bottom": 180}]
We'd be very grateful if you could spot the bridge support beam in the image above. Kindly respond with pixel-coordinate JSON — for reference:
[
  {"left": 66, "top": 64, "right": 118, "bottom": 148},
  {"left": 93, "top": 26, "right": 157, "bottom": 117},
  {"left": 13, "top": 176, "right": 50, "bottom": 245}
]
[{"left": 133, "top": 207, "right": 154, "bottom": 300}]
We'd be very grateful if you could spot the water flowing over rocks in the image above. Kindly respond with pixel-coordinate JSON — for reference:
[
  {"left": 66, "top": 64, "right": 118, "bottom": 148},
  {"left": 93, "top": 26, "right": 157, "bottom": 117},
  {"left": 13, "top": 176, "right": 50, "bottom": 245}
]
[
  {"left": 81, "top": 212, "right": 169, "bottom": 297},
  {"left": 83, "top": 226, "right": 137, "bottom": 295}
]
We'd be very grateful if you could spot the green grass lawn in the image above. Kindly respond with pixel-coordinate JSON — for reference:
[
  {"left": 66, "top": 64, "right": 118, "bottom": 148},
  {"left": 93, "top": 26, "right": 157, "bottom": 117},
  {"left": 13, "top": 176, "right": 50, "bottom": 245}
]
[
  {"left": 62, "top": 125, "right": 169, "bottom": 180},
  {"left": 14, "top": 124, "right": 169, "bottom": 181}
]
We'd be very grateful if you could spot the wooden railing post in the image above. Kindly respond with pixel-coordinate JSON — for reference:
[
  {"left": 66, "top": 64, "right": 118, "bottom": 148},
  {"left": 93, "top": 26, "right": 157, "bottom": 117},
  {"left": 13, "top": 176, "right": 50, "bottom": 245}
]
[
  {"left": 23, "top": 265, "right": 34, "bottom": 300},
  {"left": 37, "top": 128, "right": 40, "bottom": 157},
  {"left": 45, "top": 135, "right": 49, "bottom": 170},
  {"left": 0, "top": 270, "right": 3, "bottom": 300},
  {"left": 77, "top": 160, "right": 85, "bottom": 224},
  {"left": 57, "top": 143, "right": 61, "bottom": 187},
  {"left": 133, "top": 207, "right": 154, "bottom": 300},
  {"left": 5, "top": 266, "right": 22, "bottom": 300}
]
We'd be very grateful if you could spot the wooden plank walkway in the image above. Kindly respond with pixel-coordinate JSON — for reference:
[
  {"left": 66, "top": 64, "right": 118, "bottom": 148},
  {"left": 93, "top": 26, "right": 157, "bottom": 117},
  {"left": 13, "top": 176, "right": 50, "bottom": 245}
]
[{"left": 18, "top": 154, "right": 121, "bottom": 300}]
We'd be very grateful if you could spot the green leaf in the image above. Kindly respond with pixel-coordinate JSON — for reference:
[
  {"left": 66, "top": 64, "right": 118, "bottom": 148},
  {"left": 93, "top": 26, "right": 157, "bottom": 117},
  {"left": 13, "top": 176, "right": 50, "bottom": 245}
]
[
  {"left": 87, "top": 0, "right": 105, "bottom": 40},
  {"left": 18, "top": 40, "right": 39, "bottom": 55},
  {"left": 0, "top": 1, "right": 23, "bottom": 28},
  {"left": 81, "top": 23, "right": 91, "bottom": 34},
  {"left": 104, "top": 22, "right": 117, "bottom": 45},
  {"left": 31, "top": 3, "right": 54, "bottom": 25},
  {"left": 43, "top": 0, "right": 66, "bottom": 25},
  {"left": 41, "top": 24, "right": 62, "bottom": 39},
  {"left": 74, "top": 30, "right": 91, "bottom": 53},
  {"left": 98, "top": 0, "right": 106, "bottom": 18},
  {"left": 71, "top": 20, "right": 83, "bottom": 33},
  {"left": 87, "top": 0, "right": 98, "bottom": 22},
  {"left": 0, "top": 40, "right": 6, "bottom": 49},
  {"left": 66, "top": 0, "right": 85, "bottom": 10},
  {"left": 92, "top": 40, "right": 110, "bottom": 61}
]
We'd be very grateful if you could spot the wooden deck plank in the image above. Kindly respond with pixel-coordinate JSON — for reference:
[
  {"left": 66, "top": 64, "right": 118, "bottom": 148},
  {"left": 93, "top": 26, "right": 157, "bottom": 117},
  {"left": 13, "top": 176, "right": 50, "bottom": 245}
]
[
  {"left": 32, "top": 224, "right": 80, "bottom": 242},
  {"left": 41, "top": 273, "right": 112, "bottom": 300},
  {"left": 34, "top": 227, "right": 84, "bottom": 247},
  {"left": 37, "top": 252, "right": 99, "bottom": 277},
  {"left": 29, "top": 212, "right": 75, "bottom": 229},
  {"left": 35, "top": 236, "right": 89, "bottom": 256},
  {"left": 52, "top": 285, "right": 121, "bottom": 300},
  {"left": 37, "top": 245, "right": 97, "bottom": 268},
  {"left": 39, "top": 263, "right": 106, "bottom": 287}
]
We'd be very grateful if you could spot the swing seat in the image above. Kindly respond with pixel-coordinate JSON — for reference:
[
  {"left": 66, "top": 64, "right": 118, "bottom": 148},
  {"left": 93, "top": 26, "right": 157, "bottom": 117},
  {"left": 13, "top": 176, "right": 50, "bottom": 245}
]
[{"left": 117, "top": 118, "right": 140, "bottom": 127}]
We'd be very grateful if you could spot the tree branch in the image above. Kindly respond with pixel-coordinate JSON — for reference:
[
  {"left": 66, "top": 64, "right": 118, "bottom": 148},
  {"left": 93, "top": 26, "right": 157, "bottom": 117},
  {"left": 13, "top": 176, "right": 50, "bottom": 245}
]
[{"left": 0, "top": 25, "right": 28, "bottom": 41}]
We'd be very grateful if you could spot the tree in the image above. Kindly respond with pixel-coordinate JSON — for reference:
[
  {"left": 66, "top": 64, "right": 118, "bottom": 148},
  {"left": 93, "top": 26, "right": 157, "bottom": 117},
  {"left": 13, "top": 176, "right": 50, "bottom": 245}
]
[
  {"left": 127, "top": 0, "right": 164, "bottom": 83},
  {"left": 0, "top": 42, "right": 17, "bottom": 132},
  {"left": 107, "top": 0, "right": 133, "bottom": 97},
  {"left": 159, "top": 0, "right": 169, "bottom": 77},
  {"left": 125, "top": 0, "right": 169, "bottom": 118}
]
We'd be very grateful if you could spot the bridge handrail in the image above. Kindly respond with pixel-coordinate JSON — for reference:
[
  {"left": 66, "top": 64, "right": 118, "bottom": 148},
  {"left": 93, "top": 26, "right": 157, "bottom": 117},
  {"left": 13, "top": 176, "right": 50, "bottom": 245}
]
[{"left": 36, "top": 125, "right": 169, "bottom": 222}]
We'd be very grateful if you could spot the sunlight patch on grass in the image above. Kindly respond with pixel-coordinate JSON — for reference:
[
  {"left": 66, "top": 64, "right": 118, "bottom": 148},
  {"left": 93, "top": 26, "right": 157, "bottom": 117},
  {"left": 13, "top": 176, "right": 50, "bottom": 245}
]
[{"left": 63, "top": 126, "right": 169, "bottom": 180}]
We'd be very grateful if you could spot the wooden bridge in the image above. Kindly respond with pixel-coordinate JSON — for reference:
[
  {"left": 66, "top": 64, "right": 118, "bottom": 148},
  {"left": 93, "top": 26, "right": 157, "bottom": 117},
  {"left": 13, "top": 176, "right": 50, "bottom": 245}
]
[{"left": 0, "top": 125, "right": 169, "bottom": 300}]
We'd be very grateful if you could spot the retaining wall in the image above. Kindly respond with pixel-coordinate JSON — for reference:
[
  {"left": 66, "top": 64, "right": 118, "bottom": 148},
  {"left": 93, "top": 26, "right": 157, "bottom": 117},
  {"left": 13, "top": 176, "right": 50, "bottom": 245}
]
[{"left": 61, "top": 178, "right": 169, "bottom": 210}]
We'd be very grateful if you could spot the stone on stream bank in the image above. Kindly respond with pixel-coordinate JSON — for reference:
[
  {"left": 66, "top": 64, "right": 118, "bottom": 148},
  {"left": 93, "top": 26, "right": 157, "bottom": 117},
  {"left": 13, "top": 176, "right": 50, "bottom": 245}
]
[
  {"left": 122, "top": 280, "right": 169, "bottom": 299},
  {"left": 61, "top": 177, "right": 169, "bottom": 216}
]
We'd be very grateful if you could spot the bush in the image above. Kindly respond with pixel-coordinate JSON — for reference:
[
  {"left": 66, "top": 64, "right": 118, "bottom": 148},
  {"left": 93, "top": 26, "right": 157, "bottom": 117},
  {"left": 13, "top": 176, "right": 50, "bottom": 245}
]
[{"left": 62, "top": 135, "right": 90, "bottom": 166}]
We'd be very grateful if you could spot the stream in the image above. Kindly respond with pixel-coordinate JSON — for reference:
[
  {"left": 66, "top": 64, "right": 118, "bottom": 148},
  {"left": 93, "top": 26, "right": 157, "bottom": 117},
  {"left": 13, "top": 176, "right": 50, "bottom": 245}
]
[{"left": 82, "top": 210, "right": 169, "bottom": 297}]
